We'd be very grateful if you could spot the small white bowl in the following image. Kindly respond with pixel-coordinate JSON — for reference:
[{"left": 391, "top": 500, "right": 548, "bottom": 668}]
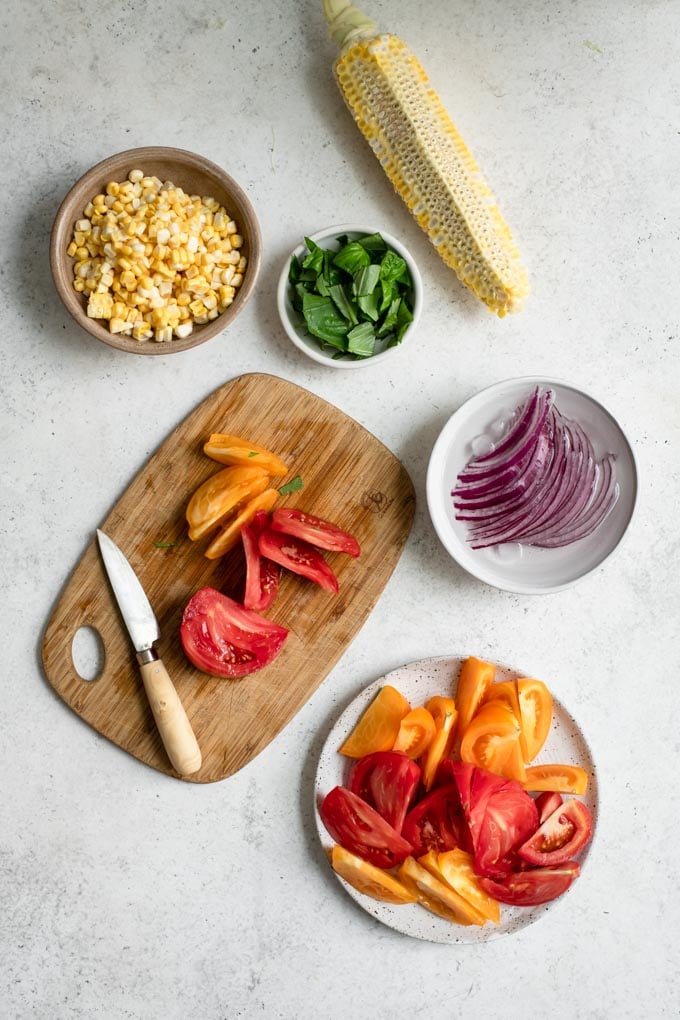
[
  {"left": 276, "top": 223, "right": 423, "bottom": 368},
  {"left": 426, "top": 377, "right": 638, "bottom": 595}
]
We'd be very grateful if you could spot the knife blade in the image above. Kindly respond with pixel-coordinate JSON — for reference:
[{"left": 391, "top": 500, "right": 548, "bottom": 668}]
[{"left": 97, "top": 529, "right": 202, "bottom": 776}]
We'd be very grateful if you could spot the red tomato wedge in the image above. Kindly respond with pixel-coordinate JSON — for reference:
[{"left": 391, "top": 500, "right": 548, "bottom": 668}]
[
  {"left": 518, "top": 800, "right": 593, "bottom": 867},
  {"left": 348, "top": 752, "right": 420, "bottom": 833},
  {"left": 242, "top": 510, "right": 280, "bottom": 612},
  {"left": 478, "top": 862, "right": 580, "bottom": 906},
  {"left": 535, "top": 791, "right": 563, "bottom": 824},
  {"left": 180, "top": 587, "right": 288, "bottom": 678},
  {"left": 401, "top": 783, "right": 470, "bottom": 857},
  {"left": 320, "top": 787, "right": 413, "bottom": 870},
  {"left": 270, "top": 508, "right": 360, "bottom": 557},
  {"left": 452, "top": 763, "right": 539, "bottom": 879},
  {"left": 258, "top": 528, "right": 339, "bottom": 593}
]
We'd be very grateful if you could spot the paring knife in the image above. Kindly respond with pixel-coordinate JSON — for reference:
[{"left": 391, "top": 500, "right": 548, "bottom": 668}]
[{"left": 96, "top": 529, "right": 202, "bottom": 776}]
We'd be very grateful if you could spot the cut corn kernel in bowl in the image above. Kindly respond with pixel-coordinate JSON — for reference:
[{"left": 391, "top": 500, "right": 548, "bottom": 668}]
[{"left": 50, "top": 147, "right": 261, "bottom": 355}]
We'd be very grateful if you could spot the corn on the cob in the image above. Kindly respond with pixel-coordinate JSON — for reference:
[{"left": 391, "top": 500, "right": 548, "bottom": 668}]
[{"left": 323, "top": 1, "right": 529, "bottom": 316}]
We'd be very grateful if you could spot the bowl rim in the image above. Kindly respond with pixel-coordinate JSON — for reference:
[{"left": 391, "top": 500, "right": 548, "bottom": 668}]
[
  {"left": 276, "top": 222, "right": 423, "bottom": 369},
  {"left": 426, "top": 374, "right": 639, "bottom": 595},
  {"left": 49, "top": 146, "right": 261, "bottom": 355}
]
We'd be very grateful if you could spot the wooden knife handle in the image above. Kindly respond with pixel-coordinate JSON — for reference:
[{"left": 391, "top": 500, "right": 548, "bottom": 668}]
[{"left": 139, "top": 658, "right": 202, "bottom": 776}]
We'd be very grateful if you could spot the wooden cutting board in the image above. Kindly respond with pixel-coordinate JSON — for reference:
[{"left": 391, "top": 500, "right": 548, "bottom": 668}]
[{"left": 42, "top": 373, "right": 415, "bottom": 783}]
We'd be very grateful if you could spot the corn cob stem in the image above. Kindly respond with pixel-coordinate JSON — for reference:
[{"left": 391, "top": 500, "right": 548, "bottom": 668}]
[
  {"left": 322, "top": 0, "right": 378, "bottom": 48},
  {"left": 322, "top": 1, "right": 529, "bottom": 315}
]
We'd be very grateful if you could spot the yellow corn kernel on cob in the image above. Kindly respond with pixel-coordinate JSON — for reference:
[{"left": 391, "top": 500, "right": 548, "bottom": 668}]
[{"left": 323, "top": 1, "right": 529, "bottom": 316}]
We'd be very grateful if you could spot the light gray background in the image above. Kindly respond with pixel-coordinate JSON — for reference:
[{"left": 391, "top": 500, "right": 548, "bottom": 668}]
[{"left": 2, "top": 1, "right": 678, "bottom": 1017}]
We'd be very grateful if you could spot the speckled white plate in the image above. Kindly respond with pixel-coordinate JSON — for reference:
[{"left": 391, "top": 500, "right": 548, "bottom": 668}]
[
  {"left": 426, "top": 377, "right": 638, "bottom": 595},
  {"left": 315, "top": 655, "right": 598, "bottom": 944}
]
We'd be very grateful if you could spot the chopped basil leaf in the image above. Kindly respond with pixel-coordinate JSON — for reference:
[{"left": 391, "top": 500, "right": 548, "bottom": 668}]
[
  {"left": 379, "top": 249, "right": 407, "bottom": 284},
  {"left": 288, "top": 231, "right": 416, "bottom": 360},
  {"left": 357, "top": 232, "right": 388, "bottom": 253},
  {"left": 347, "top": 322, "right": 376, "bottom": 357},
  {"left": 154, "top": 541, "right": 176, "bottom": 548},
  {"left": 332, "top": 241, "right": 371, "bottom": 275},
  {"left": 278, "top": 475, "right": 304, "bottom": 495},
  {"left": 329, "top": 283, "right": 358, "bottom": 325},
  {"left": 357, "top": 290, "right": 380, "bottom": 322},
  {"left": 354, "top": 264, "right": 380, "bottom": 297},
  {"left": 301, "top": 293, "right": 349, "bottom": 347}
]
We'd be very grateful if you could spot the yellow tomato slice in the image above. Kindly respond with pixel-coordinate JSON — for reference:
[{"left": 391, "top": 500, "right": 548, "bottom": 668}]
[
  {"left": 482, "top": 680, "right": 528, "bottom": 760},
  {"left": 398, "top": 856, "right": 486, "bottom": 926},
  {"left": 459, "top": 701, "right": 526, "bottom": 783},
  {"left": 339, "top": 685, "right": 411, "bottom": 758},
  {"left": 419, "top": 696, "right": 457, "bottom": 791},
  {"left": 517, "top": 678, "right": 553, "bottom": 760},
  {"left": 186, "top": 465, "right": 270, "bottom": 541},
  {"left": 203, "top": 434, "right": 289, "bottom": 476},
  {"left": 456, "top": 656, "right": 495, "bottom": 737},
  {"left": 203, "top": 488, "right": 279, "bottom": 559},
  {"left": 331, "top": 845, "right": 417, "bottom": 905},
  {"left": 392, "top": 706, "right": 436, "bottom": 759},
  {"left": 523, "top": 763, "right": 588, "bottom": 795},
  {"left": 435, "top": 849, "right": 501, "bottom": 924}
]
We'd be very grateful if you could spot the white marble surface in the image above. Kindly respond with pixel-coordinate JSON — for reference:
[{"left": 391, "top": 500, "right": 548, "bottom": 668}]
[{"left": 2, "top": 0, "right": 679, "bottom": 1016}]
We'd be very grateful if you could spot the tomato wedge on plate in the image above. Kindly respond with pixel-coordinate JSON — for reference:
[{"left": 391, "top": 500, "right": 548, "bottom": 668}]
[
  {"left": 419, "top": 696, "right": 457, "bottom": 790},
  {"left": 535, "top": 791, "right": 563, "bottom": 824},
  {"left": 348, "top": 752, "right": 420, "bottom": 833},
  {"left": 425, "top": 848, "right": 501, "bottom": 924},
  {"left": 258, "top": 528, "right": 339, "bottom": 593},
  {"left": 451, "top": 763, "right": 539, "bottom": 879},
  {"left": 339, "top": 685, "right": 411, "bottom": 758},
  {"left": 518, "top": 799, "right": 593, "bottom": 866},
  {"left": 523, "top": 763, "right": 589, "bottom": 795},
  {"left": 455, "top": 656, "right": 495, "bottom": 736},
  {"left": 242, "top": 510, "right": 280, "bottom": 612},
  {"left": 180, "top": 587, "right": 288, "bottom": 678},
  {"left": 320, "top": 787, "right": 413, "bottom": 870},
  {"left": 478, "top": 862, "right": 580, "bottom": 906},
  {"left": 460, "top": 700, "right": 526, "bottom": 783},
  {"left": 392, "top": 706, "right": 436, "bottom": 759},
  {"left": 401, "top": 783, "right": 470, "bottom": 856},
  {"left": 397, "top": 856, "right": 486, "bottom": 926},
  {"left": 270, "top": 508, "right": 360, "bottom": 557},
  {"left": 517, "top": 678, "right": 553, "bottom": 760},
  {"left": 331, "top": 845, "right": 417, "bottom": 904}
]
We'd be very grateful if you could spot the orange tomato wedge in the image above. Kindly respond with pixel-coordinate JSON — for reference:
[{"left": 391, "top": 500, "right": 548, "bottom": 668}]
[
  {"left": 425, "top": 848, "right": 501, "bottom": 924},
  {"left": 517, "top": 678, "right": 553, "bottom": 760},
  {"left": 339, "top": 685, "right": 411, "bottom": 758},
  {"left": 203, "top": 434, "right": 289, "bottom": 476},
  {"left": 419, "top": 696, "right": 457, "bottom": 791},
  {"left": 392, "top": 706, "right": 436, "bottom": 759},
  {"left": 456, "top": 656, "right": 495, "bottom": 737},
  {"left": 398, "top": 856, "right": 486, "bottom": 926},
  {"left": 331, "top": 845, "right": 417, "bottom": 905},
  {"left": 483, "top": 679, "right": 528, "bottom": 760},
  {"left": 459, "top": 700, "right": 526, "bottom": 783},
  {"left": 523, "top": 763, "right": 589, "bottom": 795},
  {"left": 186, "top": 465, "right": 270, "bottom": 541},
  {"left": 203, "top": 488, "right": 279, "bottom": 559}
]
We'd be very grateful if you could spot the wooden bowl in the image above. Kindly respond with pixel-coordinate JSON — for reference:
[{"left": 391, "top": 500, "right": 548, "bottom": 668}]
[{"left": 50, "top": 147, "right": 262, "bottom": 355}]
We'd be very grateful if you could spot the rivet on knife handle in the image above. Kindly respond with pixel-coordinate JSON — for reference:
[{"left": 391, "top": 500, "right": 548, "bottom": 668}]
[{"left": 138, "top": 653, "right": 202, "bottom": 775}]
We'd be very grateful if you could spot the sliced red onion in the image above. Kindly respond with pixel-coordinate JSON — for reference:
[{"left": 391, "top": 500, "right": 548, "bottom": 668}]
[
  {"left": 453, "top": 388, "right": 619, "bottom": 550},
  {"left": 456, "top": 387, "right": 552, "bottom": 483}
]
